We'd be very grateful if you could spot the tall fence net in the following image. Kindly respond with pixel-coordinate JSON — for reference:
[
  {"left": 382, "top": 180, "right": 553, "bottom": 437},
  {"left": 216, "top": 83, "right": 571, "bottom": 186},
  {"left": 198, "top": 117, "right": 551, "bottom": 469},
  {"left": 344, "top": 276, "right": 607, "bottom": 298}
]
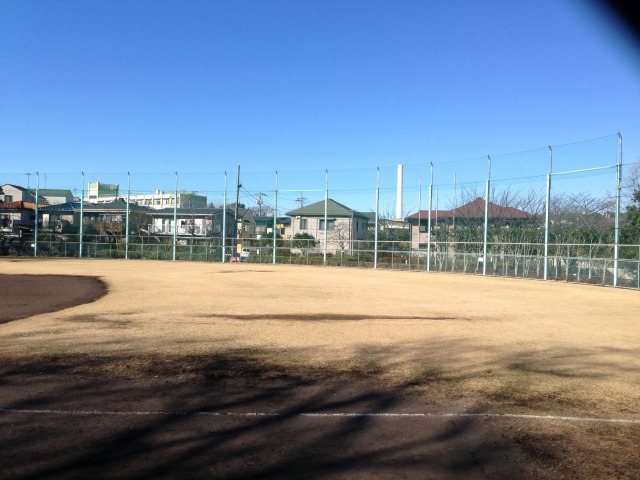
[{"left": 2, "top": 134, "right": 639, "bottom": 289}]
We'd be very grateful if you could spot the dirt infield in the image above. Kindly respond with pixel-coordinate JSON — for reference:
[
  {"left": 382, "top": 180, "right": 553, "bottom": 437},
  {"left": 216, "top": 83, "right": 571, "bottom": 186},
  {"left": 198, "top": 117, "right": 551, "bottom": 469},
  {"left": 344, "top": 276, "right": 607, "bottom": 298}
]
[
  {"left": 0, "top": 258, "right": 639, "bottom": 478},
  {"left": 0, "top": 273, "right": 107, "bottom": 324}
]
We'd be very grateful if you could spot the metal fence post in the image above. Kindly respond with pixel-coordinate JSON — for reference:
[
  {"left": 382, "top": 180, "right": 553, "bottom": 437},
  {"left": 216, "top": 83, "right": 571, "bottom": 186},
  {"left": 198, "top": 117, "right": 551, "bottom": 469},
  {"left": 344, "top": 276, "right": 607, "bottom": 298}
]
[
  {"left": 125, "top": 171, "right": 130, "bottom": 260},
  {"left": 34, "top": 172, "right": 39, "bottom": 257},
  {"left": 273, "top": 171, "right": 278, "bottom": 264},
  {"left": 222, "top": 172, "right": 227, "bottom": 263},
  {"left": 172, "top": 172, "right": 178, "bottom": 261},
  {"left": 323, "top": 170, "right": 328, "bottom": 266},
  {"left": 80, "top": 172, "right": 84, "bottom": 258},
  {"left": 416, "top": 175, "right": 422, "bottom": 269},
  {"left": 427, "top": 163, "right": 433, "bottom": 272},
  {"left": 613, "top": 132, "right": 622, "bottom": 286},
  {"left": 483, "top": 156, "right": 491, "bottom": 276},
  {"left": 375, "top": 168, "right": 379, "bottom": 269},
  {"left": 544, "top": 146, "right": 552, "bottom": 281}
]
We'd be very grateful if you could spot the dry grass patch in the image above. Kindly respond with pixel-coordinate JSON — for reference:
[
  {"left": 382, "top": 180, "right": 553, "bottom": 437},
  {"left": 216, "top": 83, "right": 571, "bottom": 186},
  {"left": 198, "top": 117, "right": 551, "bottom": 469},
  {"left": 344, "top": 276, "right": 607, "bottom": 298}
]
[
  {"left": 63, "top": 313, "right": 133, "bottom": 329},
  {"left": 1, "top": 258, "right": 639, "bottom": 478},
  {"left": 487, "top": 381, "right": 591, "bottom": 411},
  {"left": 507, "top": 421, "right": 640, "bottom": 480},
  {"left": 2, "top": 349, "right": 638, "bottom": 480}
]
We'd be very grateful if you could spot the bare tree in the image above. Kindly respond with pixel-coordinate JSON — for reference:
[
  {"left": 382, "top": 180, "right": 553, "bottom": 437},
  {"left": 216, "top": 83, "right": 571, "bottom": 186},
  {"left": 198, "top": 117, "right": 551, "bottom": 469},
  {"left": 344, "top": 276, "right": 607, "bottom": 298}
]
[
  {"left": 512, "top": 187, "right": 546, "bottom": 217},
  {"left": 550, "top": 192, "right": 613, "bottom": 230},
  {"left": 332, "top": 222, "right": 351, "bottom": 250},
  {"left": 249, "top": 205, "right": 275, "bottom": 217},
  {"left": 458, "top": 184, "right": 485, "bottom": 206},
  {"left": 623, "top": 160, "right": 640, "bottom": 207}
]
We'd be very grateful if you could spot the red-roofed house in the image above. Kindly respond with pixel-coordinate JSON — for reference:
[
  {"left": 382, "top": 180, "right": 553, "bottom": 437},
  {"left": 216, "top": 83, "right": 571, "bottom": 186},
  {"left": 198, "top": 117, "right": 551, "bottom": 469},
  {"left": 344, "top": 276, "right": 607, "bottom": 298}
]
[{"left": 405, "top": 198, "right": 535, "bottom": 248}]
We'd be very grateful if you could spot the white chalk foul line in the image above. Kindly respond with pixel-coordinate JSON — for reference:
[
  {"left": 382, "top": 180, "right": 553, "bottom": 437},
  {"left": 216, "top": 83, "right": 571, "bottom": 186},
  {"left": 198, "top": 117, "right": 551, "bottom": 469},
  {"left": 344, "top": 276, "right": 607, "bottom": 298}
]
[{"left": 1, "top": 408, "right": 639, "bottom": 425}]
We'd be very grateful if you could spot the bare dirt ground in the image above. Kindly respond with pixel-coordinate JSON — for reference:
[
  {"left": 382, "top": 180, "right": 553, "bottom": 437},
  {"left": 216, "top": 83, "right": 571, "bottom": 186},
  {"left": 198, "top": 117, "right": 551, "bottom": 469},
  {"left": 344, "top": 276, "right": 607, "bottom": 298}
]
[
  {"left": 0, "top": 273, "right": 107, "bottom": 324},
  {"left": 0, "top": 257, "right": 639, "bottom": 479}
]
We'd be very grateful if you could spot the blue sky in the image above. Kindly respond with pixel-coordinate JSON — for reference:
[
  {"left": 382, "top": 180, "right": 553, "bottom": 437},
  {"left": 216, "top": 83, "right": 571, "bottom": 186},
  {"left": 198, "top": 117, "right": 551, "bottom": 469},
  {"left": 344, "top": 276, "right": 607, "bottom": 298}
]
[{"left": 1, "top": 0, "right": 639, "bottom": 214}]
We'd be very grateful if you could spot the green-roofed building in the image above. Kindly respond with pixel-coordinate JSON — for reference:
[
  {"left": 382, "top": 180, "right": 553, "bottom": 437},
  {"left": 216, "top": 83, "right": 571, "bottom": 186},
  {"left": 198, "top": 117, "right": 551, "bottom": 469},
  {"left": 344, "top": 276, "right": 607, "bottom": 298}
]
[
  {"left": 286, "top": 199, "right": 369, "bottom": 252},
  {"left": 26, "top": 188, "right": 75, "bottom": 205}
]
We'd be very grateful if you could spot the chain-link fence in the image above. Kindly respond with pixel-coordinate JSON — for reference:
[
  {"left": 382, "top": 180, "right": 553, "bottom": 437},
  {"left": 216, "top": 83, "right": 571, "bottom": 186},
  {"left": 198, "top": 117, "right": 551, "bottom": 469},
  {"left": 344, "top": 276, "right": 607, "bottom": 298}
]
[{"left": 2, "top": 133, "right": 639, "bottom": 289}]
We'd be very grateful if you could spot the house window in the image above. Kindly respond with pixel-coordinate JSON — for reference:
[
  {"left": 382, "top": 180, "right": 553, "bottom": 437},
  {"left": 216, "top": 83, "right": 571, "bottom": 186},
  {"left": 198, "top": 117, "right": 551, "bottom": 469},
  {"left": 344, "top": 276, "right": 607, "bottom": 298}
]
[
  {"left": 300, "top": 218, "right": 308, "bottom": 230},
  {"left": 4, "top": 195, "right": 12, "bottom": 202},
  {"left": 319, "top": 219, "right": 335, "bottom": 230}
]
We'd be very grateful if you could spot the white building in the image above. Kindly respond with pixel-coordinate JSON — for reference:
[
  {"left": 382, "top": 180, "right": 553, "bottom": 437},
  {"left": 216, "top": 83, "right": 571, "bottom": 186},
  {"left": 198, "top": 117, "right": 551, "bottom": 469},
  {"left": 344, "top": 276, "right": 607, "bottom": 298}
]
[
  {"left": 86, "top": 182, "right": 206, "bottom": 209},
  {"left": 86, "top": 182, "right": 119, "bottom": 203},
  {"left": 130, "top": 190, "right": 207, "bottom": 209}
]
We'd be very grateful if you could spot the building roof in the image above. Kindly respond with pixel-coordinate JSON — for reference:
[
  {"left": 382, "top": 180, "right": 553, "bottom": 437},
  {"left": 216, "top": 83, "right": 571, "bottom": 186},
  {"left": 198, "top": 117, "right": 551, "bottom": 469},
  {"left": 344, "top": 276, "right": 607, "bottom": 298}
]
[
  {"left": 2, "top": 184, "right": 60, "bottom": 204},
  {"left": 37, "top": 201, "right": 155, "bottom": 213},
  {"left": 1, "top": 184, "right": 29, "bottom": 192},
  {"left": 360, "top": 212, "right": 376, "bottom": 224},
  {"left": 0, "top": 201, "right": 38, "bottom": 210},
  {"left": 82, "top": 201, "right": 151, "bottom": 213},
  {"left": 405, "top": 198, "right": 533, "bottom": 222},
  {"left": 253, "top": 215, "right": 291, "bottom": 226},
  {"left": 39, "top": 202, "right": 81, "bottom": 212},
  {"left": 26, "top": 188, "right": 73, "bottom": 197},
  {"left": 150, "top": 207, "right": 234, "bottom": 217},
  {"left": 286, "top": 199, "right": 369, "bottom": 218},
  {"left": 148, "top": 207, "right": 256, "bottom": 224},
  {"left": 78, "top": 200, "right": 150, "bottom": 213},
  {"left": 358, "top": 212, "right": 408, "bottom": 227}
]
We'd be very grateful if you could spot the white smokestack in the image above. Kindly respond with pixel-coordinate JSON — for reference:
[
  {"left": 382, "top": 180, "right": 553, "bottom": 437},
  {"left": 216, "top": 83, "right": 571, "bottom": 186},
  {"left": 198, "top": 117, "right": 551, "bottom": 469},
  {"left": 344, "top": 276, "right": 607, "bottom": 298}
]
[{"left": 396, "top": 164, "right": 404, "bottom": 220}]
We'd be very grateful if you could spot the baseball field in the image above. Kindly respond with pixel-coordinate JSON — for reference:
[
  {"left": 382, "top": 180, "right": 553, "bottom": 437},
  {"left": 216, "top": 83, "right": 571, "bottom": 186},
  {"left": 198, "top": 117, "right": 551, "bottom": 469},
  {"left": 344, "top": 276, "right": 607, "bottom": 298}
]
[{"left": 1, "top": 257, "right": 638, "bottom": 479}]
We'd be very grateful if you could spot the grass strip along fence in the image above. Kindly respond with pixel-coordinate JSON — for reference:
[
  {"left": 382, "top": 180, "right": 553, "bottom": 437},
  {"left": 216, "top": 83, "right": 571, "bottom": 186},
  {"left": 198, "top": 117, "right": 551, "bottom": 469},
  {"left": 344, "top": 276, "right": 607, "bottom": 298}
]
[{"left": 16, "top": 233, "right": 640, "bottom": 290}]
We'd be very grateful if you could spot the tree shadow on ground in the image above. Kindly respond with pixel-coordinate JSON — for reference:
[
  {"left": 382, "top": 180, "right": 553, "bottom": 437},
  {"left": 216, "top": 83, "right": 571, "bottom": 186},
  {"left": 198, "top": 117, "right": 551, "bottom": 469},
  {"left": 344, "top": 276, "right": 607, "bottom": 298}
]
[
  {"left": 0, "top": 353, "right": 531, "bottom": 480},
  {"left": 2, "top": 338, "right": 639, "bottom": 479}
]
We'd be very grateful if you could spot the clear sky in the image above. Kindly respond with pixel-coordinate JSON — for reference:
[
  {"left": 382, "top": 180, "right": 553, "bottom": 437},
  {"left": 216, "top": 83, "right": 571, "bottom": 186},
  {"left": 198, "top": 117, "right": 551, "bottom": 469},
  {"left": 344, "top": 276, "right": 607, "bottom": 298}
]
[{"left": 1, "top": 0, "right": 639, "bottom": 214}]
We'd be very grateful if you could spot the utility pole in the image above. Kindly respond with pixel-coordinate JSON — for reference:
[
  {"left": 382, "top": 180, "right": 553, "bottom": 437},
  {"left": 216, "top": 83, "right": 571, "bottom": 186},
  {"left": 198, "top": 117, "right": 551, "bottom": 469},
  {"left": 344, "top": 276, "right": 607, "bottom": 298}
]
[
  {"left": 256, "top": 192, "right": 266, "bottom": 215},
  {"left": 296, "top": 193, "right": 307, "bottom": 208}
]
